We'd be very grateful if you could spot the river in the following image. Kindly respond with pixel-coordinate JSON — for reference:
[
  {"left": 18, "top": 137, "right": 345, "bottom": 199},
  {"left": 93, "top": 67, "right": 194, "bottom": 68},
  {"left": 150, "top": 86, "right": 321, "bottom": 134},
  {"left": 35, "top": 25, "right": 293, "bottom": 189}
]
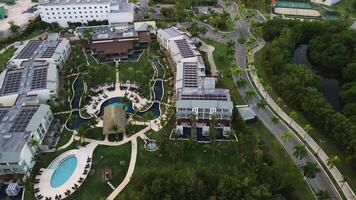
[{"left": 292, "top": 45, "right": 341, "bottom": 111}]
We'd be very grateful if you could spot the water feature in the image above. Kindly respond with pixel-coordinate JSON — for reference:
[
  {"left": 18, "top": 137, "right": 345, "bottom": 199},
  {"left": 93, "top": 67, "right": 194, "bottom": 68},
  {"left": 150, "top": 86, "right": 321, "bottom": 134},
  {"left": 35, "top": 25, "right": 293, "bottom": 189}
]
[
  {"left": 49, "top": 156, "right": 78, "bottom": 188},
  {"left": 292, "top": 45, "right": 341, "bottom": 111},
  {"left": 97, "top": 97, "right": 134, "bottom": 117},
  {"left": 153, "top": 80, "right": 163, "bottom": 101}
]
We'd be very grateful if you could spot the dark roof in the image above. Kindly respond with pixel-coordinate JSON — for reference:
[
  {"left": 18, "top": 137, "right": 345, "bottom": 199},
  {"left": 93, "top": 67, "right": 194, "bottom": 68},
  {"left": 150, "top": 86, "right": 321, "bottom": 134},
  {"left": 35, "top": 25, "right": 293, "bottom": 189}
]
[
  {"left": 138, "top": 32, "right": 151, "bottom": 43},
  {"left": 90, "top": 40, "right": 134, "bottom": 55}
]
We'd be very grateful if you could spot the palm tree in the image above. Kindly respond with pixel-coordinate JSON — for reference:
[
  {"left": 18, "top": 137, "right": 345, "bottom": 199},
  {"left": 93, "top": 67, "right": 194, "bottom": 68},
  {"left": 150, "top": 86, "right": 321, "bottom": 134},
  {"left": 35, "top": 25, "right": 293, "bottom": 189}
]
[
  {"left": 190, "top": 113, "right": 197, "bottom": 140},
  {"left": 293, "top": 144, "right": 307, "bottom": 160},
  {"left": 270, "top": 115, "right": 279, "bottom": 125},
  {"left": 316, "top": 190, "right": 330, "bottom": 200},
  {"left": 289, "top": 111, "right": 297, "bottom": 125},
  {"left": 302, "top": 162, "right": 320, "bottom": 178},
  {"left": 111, "top": 124, "right": 119, "bottom": 133},
  {"left": 209, "top": 128, "right": 217, "bottom": 142},
  {"left": 256, "top": 100, "right": 267, "bottom": 110},
  {"left": 245, "top": 89, "right": 256, "bottom": 101},
  {"left": 236, "top": 78, "right": 247, "bottom": 89},
  {"left": 231, "top": 65, "right": 242, "bottom": 79},
  {"left": 282, "top": 131, "right": 292, "bottom": 143},
  {"left": 327, "top": 155, "right": 340, "bottom": 169},
  {"left": 28, "top": 138, "right": 40, "bottom": 153},
  {"left": 303, "top": 124, "right": 313, "bottom": 140}
]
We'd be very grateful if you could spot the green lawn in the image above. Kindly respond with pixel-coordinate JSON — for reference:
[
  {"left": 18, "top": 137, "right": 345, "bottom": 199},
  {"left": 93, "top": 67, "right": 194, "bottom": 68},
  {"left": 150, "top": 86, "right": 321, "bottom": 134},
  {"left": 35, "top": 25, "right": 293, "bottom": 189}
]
[
  {"left": 85, "top": 127, "right": 105, "bottom": 141},
  {"left": 203, "top": 39, "right": 232, "bottom": 74},
  {"left": 56, "top": 129, "right": 73, "bottom": 148},
  {"left": 0, "top": 46, "right": 16, "bottom": 70},
  {"left": 67, "top": 144, "right": 131, "bottom": 200},
  {"left": 255, "top": 43, "right": 356, "bottom": 192}
]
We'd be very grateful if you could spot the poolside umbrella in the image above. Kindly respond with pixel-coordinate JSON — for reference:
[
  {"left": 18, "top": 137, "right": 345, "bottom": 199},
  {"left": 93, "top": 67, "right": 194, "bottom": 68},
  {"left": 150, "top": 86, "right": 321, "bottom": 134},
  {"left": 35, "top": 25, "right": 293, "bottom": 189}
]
[{"left": 5, "top": 183, "right": 20, "bottom": 196}]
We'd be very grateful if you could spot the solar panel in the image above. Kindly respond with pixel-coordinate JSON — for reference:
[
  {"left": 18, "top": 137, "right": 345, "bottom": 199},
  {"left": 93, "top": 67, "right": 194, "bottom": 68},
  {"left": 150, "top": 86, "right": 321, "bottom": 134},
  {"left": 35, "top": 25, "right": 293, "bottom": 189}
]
[
  {"left": 15, "top": 40, "right": 42, "bottom": 59},
  {"left": 175, "top": 39, "right": 195, "bottom": 58},
  {"left": 40, "top": 41, "right": 59, "bottom": 58},
  {"left": 31, "top": 67, "right": 48, "bottom": 90},
  {"left": 1, "top": 70, "right": 23, "bottom": 95},
  {"left": 183, "top": 64, "right": 198, "bottom": 88},
  {"left": 0, "top": 109, "right": 8, "bottom": 121},
  {"left": 9, "top": 107, "right": 37, "bottom": 133}
]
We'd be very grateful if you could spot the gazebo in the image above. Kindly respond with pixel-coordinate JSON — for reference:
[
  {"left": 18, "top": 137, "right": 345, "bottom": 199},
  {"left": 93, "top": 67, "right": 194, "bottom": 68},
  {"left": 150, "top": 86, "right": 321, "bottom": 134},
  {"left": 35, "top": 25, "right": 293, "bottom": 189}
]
[{"left": 103, "top": 104, "right": 127, "bottom": 136}]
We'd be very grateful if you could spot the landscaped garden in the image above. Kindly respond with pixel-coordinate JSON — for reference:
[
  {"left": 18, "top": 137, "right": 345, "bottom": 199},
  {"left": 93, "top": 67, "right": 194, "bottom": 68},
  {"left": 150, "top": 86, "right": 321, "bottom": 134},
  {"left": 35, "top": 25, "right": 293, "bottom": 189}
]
[{"left": 66, "top": 144, "right": 131, "bottom": 200}]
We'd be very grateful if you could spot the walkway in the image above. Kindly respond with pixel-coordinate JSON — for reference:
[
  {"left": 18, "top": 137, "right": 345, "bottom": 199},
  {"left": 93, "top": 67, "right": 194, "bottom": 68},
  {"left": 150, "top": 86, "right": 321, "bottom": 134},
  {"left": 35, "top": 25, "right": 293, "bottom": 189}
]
[
  {"left": 198, "top": 39, "right": 219, "bottom": 76},
  {"left": 106, "top": 138, "right": 138, "bottom": 200}
]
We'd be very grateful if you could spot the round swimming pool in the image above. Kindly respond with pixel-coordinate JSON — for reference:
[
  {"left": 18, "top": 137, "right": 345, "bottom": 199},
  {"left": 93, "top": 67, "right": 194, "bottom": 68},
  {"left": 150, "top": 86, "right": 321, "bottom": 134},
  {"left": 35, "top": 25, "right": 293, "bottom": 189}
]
[{"left": 50, "top": 156, "right": 78, "bottom": 188}]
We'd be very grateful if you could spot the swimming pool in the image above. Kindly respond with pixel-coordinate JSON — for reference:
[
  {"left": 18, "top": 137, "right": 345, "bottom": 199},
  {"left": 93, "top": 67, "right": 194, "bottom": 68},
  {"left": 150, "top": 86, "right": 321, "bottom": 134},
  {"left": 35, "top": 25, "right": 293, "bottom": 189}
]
[{"left": 50, "top": 156, "right": 78, "bottom": 188}]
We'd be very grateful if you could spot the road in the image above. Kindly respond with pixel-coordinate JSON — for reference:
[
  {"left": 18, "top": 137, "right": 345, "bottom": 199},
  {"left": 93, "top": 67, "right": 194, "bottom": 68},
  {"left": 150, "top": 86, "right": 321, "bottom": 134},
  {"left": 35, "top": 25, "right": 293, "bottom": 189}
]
[{"left": 216, "top": 0, "right": 342, "bottom": 199}]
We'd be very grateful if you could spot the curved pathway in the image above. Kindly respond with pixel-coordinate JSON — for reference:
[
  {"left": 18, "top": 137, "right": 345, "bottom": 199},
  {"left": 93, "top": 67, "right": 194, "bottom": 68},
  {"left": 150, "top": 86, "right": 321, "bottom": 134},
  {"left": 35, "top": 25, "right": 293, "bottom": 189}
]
[{"left": 107, "top": 138, "right": 138, "bottom": 200}]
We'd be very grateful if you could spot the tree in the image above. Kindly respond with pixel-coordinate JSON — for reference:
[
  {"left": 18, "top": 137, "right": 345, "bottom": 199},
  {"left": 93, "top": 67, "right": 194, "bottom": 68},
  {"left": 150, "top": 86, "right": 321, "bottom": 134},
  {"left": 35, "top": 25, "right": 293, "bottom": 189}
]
[
  {"left": 190, "top": 113, "right": 197, "bottom": 140},
  {"left": 143, "top": 111, "right": 154, "bottom": 129},
  {"left": 326, "top": 155, "right": 340, "bottom": 169},
  {"left": 209, "top": 127, "right": 217, "bottom": 142},
  {"left": 316, "top": 190, "right": 330, "bottom": 200},
  {"left": 293, "top": 144, "right": 307, "bottom": 160},
  {"left": 302, "top": 162, "right": 320, "bottom": 178},
  {"left": 256, "top": 100, "right": 267, "bottom": 110},
  {"left": 9, "top": 21, "right": 20, "bottom": 34},
  {"left": 236, "top": 78, "right": 247, "bottom": 89},
  {"left": 270, "top": 115, "right": 279, "bottom": 125},
  {"left": 288, "top": 111, "right": 297, "bottom": 125},
  {"left": 303, "top": 124, "right": 313, "bottom": 139},
  {"left": 245, "top": 89, "right": 256, "bottom": 101},
  {"left": 28, "top": 138, "right": 40, "bottom": 152},
  {"left": 231, "top": 65, "right": 242, "bottom": 78},
  {"left": 282, "top": 131, "right": 292, "bottom": 143}
]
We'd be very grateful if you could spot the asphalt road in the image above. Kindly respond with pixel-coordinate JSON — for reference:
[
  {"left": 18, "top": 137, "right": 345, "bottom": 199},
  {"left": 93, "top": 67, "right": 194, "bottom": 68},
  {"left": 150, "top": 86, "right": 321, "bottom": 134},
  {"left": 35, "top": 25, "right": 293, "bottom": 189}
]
[{"left": 216, "top": 0, "right": 341, "bottom": 199}]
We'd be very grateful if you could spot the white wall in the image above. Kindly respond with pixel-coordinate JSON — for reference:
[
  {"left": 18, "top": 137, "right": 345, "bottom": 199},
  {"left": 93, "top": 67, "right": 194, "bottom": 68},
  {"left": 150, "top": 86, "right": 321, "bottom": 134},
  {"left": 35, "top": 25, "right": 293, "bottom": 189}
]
[{"left": 39, "top": 3, "right": 110, "bottom": 27}]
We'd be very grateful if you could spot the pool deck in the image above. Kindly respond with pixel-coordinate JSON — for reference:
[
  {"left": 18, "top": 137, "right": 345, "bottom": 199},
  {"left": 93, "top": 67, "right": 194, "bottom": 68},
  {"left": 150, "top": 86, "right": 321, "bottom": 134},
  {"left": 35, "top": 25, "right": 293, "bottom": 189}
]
[
  {"left": 85, "top": 83, "right": 149, "bottom": 118},
  {"left": 34, "top": 143, "right": 97, "bottom": 199}
]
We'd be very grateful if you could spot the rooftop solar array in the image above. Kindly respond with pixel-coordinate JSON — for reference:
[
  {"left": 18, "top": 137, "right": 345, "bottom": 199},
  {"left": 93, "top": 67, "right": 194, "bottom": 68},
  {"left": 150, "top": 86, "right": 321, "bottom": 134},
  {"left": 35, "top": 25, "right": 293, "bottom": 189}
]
[
  {"left": 180, "top": 93, "right": 229, "bottom": 101},
  {"left": 183, "top": 64, "right": 198, "bottom": 88},
  {"left": 15, "top": 40, "right": 42, "bottom": 59},
  {"left": 40, "top": 42, "right": 59, "bottom": 58},
  {"left": 9, "top": 107, "right": 37, "bottom": 133},
  {"left": 0, "top": 109, "right": 8, "bottom": 121},
  {"left": 175, "top": 39, "right": 195, "bottom": 58},
  {"left": 1, "top": 70, "right": 23, "bottom": 95},
  {"left": 31, "top": 67, "right": 48, "bottom": 90}
]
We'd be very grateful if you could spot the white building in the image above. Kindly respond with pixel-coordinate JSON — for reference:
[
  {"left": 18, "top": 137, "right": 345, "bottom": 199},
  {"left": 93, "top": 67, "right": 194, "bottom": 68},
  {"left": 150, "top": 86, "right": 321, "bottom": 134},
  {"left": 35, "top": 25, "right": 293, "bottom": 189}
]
[
  {"left": 0, "top": 35, "right": 69, "bottom": 182},
  {"left": 311, "top": 0, "right": 341, "bottom": 6},
  {"left": 0, "top": 105, "right": 54, "bottom": 180},
  {"left": 158, "top": 27, "right": 233, "bottom": 140},
  {"left": 38, "top": 0, "right": 134, "bottom": 27}
]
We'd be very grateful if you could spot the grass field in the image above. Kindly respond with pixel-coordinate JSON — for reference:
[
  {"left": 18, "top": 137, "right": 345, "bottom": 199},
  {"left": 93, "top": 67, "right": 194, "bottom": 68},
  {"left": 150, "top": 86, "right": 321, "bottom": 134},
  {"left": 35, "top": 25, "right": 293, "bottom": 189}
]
[
  {"left": 255, "top": 43, "right": 356, "bottom": 193},
  {"left": 67, "top": 144, "right": 131, "bottom": 199}
]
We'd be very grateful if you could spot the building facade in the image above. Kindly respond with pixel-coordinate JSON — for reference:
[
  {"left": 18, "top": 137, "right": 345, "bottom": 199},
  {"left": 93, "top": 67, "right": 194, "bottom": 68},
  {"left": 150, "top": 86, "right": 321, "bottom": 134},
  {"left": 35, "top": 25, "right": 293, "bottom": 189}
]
[
  {"left": 157, "top": 27, "right": 233, "bottom": 141},
  {"left": 38, "top": 0, "right": 134, "bottom": 27},
  {"left": 0, "top": 34, "right": 70, "bottom": 183}
]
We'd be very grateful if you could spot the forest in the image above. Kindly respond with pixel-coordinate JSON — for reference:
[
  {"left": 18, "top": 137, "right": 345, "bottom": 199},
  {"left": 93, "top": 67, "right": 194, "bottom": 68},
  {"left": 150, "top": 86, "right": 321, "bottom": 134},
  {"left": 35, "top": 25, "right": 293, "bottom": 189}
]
[
  {"left": 122, "top": 114, "right": 310, "bottom": 200},
  {"left": 261, "top": 19, "right": 356, "bottom": 165}
]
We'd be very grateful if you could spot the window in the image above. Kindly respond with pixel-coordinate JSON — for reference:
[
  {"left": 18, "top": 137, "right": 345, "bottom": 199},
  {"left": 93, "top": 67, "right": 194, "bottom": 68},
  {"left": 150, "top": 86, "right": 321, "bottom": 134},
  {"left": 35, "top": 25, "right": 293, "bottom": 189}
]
[{"left": 56, "top": 8, "right": 58, "bottom": 10}]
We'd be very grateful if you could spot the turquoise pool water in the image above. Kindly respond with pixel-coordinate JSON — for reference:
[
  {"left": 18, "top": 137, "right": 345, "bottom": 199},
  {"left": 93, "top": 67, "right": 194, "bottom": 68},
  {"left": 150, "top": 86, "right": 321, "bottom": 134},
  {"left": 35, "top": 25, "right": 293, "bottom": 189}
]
[{"left": 50, "top": 156, "right": 78, "bottom": 188}]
